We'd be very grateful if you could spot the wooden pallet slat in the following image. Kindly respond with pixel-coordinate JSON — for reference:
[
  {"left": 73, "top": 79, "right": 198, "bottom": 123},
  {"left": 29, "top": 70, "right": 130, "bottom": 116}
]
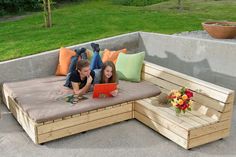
[
  {"left": 44, "top": 121, "right": 53, "bottom": 125},
  {"left": 188, "top": 128, "right": 230, "bottom": 148},
  {"left": 134, "top": 104, "right": 189, "bottom": 139},
  {"left": 220, "top": 111, "right": 233, "bottom": 122},
  {"left": 154, "top": 86, "right": 222, "bottom": 121},
  {"left": 38, "top": 112, "right": 133, "bottom": 144},
  {"left": 189, "top": 120, "right": 231, "bottom": 139},
  {"left": 53, "top": 118, "right": 62, "bottom": 122},
  {"left": 142, "top": 98, "right": 205, "bottom": 128},
  {"left": 135, "top": 100, "right": 194, "bottom": 130},
  {"left": 72, "top": 114, "right": 81, "bottom": 118},
  {"left": 186, "top": 110, "right": 217, "bottom": 124},
  {"left": 135, "top": 111, "right": 188, "bottom": 149},
  {"left": 143, "top": 62, "right": 233, "bottom": 95},
  {"left": 81, "top": 112, "right": 89, "bottom": 116},
  {"left": 142, "top": 72, "right": 228, "bottom": 112},
  {"left": 8, "top": 97, "right": 37, "bottom": 143},
  {"left": 37, "top": 103, "right": 133, "bottom": 135},
  {"left": 148, "top": 96, "right": 218, "bottom": 124}
]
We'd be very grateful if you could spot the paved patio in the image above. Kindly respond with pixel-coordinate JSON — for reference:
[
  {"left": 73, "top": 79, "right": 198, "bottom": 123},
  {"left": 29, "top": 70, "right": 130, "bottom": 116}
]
[{"left": 0, "top": 102, "right": 235, "bottom": 157}]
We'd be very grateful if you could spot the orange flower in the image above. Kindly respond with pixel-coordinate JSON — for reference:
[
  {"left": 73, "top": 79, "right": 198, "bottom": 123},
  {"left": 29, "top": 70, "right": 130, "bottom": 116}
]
[
  {"left": 178, "top": 99, "right": 184, "bottom": 105},
  {"left": 182, "top": 94, "right": 188, "bottom": 100}
]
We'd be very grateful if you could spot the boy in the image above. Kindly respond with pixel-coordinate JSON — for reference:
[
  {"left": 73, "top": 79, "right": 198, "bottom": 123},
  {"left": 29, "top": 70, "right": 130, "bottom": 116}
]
[{"left": 70, "top": 60, "right": 95, "bottom": 95}]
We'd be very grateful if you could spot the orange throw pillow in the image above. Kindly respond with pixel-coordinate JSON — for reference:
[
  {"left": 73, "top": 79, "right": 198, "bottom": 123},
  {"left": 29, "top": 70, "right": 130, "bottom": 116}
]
[
  {"left": 55, "top": 47, "right": 77, "bottom": 76},
  {"left": 102, "top": 48, "right": 127, "bottom": 64}
]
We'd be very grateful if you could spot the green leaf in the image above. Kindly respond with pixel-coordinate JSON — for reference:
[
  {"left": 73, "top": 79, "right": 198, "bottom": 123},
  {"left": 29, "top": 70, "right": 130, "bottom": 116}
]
[
  {"left": 187, "top": 107, "right": 191, "bottom": 111},
  {"left": 176, "top": 107, "right": 181, "bottom": 113},
  {"left": 180, "top": 87, "right": 185, "bottom": 95}
]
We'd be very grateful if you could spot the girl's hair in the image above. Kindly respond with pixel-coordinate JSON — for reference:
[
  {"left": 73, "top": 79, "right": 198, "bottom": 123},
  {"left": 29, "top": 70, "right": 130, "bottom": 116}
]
[
  {"left": 77, "top": 60, "right": 90, "bottom": 71},
  {"left": 101, "top": 61, "right": 117, "bottom": 83}
]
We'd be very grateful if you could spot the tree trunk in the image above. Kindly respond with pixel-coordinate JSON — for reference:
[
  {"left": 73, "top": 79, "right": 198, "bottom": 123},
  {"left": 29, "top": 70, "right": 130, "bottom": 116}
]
[
  {"left": 43, "top": 0, "right": 52, "bottom": 28},
  {"left": 178, "top": 0, "right": 183, "bottom": 10},
  {"left": 47, "top": 0, "right": 52, "bottom": 27},
  {"left": 43, "top": 0, "right": 47, "bottom": 27}
]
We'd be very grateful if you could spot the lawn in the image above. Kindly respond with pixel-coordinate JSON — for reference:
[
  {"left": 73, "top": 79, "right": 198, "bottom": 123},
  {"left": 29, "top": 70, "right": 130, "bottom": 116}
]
[{"left": 0, "top": 0, "right": 236, "bottom": 61}]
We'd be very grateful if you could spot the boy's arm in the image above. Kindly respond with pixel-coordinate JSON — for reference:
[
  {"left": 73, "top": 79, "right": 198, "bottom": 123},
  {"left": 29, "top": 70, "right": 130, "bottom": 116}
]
[
  {"left": 71, "top": 82, "right": 82, "bottom": 95},
  {"left": 71, "top": 76, "right": 93, "bottom": 95},
  {"left": 81, "top": 75, "right": 93, "bottom": 94}
]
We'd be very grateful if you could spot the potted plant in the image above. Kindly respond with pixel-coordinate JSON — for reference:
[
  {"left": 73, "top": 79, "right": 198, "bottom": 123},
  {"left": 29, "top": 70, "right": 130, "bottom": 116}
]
[{"left": 202, "top": 21, "right": 236, "bottom": 39}]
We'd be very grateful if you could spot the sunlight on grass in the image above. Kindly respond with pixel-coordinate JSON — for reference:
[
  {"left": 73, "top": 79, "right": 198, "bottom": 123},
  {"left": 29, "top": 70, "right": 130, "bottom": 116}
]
[{"left": 0, "top": 0, "right": 236, "bottom": 61}]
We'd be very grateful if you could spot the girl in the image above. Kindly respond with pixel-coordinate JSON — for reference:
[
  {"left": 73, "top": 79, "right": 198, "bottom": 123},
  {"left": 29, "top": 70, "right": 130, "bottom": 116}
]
[{"left": 94, "top": 61, "right": 119, "bottom": 97}]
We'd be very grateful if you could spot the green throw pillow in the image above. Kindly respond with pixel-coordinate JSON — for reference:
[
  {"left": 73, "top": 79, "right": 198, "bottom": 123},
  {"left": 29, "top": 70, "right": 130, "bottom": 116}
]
[{"left": 116, "top": 52, "right": 145, "bottom": 82}]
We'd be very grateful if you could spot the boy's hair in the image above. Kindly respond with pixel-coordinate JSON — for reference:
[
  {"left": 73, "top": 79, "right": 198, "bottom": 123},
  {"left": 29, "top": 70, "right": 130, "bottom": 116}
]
[{"left": 77, "top": 60, "right": 90, "bottom": 71}]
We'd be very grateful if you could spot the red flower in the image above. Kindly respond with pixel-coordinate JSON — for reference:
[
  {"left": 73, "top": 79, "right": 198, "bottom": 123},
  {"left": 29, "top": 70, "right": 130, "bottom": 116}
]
[
  {"left": 169, "top": 95, "right": 176, "bottom": 99},
  {"left": 180, "top": 103, "right": 187, "bottom": 110},
  {"left": 183, "top": 106, "right": 188, "bottom": 110},
  {"left": 185, "top": 89, "right": 193, "bottom": 98}
]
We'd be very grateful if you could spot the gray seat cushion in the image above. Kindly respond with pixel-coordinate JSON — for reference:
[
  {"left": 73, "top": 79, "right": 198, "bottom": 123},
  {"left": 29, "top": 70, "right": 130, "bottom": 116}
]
[{"left": 3, "top": 76, "right": 161, "bottom": 123}]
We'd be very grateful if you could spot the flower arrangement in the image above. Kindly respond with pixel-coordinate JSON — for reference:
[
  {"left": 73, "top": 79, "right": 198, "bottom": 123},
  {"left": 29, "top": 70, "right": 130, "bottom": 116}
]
[{"left": 168, "top": 87, "right": 193, "bottom": 115}]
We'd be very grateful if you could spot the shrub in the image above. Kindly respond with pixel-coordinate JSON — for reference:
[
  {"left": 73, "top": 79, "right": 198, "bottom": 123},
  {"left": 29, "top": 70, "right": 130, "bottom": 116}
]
[
  {"left": 112, "top": 0, "right": 169, "bottom": 6},
  {"left": 0, "top": 0, "right": 41, "bottom": 15},
  {"left": 0, "top": 0, "right": 87, "bottom": 16}
]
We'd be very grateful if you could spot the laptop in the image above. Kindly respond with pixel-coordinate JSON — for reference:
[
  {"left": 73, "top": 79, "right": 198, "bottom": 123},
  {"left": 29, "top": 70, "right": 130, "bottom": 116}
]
[{"left": 93, "top": 83, "right": 117, "bottom": 98}]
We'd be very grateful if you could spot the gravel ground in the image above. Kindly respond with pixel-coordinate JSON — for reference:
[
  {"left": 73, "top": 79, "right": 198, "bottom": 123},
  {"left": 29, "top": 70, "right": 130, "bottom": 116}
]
[{"left": 174, "top": 30, "right": 236, "bottom": 43}]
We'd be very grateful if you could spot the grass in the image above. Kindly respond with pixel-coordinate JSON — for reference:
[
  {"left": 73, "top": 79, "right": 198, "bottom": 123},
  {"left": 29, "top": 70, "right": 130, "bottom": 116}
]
[{"left": 0, "top": 0, "right": 236, "bottom": 61}]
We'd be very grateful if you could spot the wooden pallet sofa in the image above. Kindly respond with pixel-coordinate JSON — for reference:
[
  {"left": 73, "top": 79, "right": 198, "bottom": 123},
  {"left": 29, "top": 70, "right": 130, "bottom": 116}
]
[
  {"left": 1, "top": 61, "right": 234, "bottom": 149},
  {"left": 0, "top": 32, "right": 234, "bottom": 149}
]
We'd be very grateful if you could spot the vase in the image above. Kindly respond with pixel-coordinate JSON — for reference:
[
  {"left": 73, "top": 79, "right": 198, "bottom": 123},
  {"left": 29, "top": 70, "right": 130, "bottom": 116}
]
[{"left": 202, "top": 21, "right": 236, "bottom": 39}]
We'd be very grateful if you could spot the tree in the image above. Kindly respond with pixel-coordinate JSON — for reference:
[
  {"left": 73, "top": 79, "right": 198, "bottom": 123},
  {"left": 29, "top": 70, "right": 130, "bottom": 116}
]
[
  {"left": 178, "top": 0, "right": 183, "bottom": 10},
  {"left": 43, "top": 0, "right": 52, "bottom": 28}
]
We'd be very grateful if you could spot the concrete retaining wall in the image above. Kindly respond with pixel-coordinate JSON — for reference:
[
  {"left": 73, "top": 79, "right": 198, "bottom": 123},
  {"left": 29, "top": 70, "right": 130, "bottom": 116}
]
[
  {"left": 1, "top": 31, "right": 235, "bottom": 104},
  {"left": 140, "top": 32, "right": 236, "bottom": 104}
]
